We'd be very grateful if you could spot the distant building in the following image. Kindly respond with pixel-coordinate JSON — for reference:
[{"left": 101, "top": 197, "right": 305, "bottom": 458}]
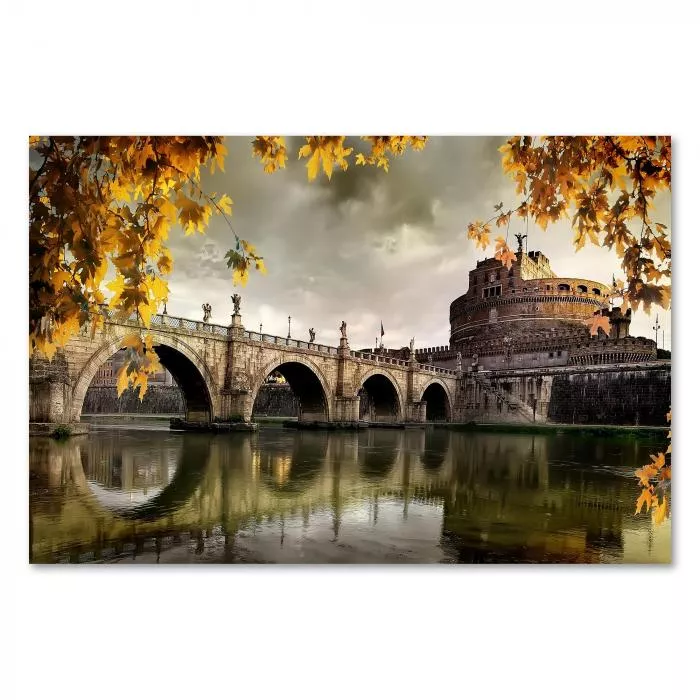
[
  {"left": 90, "top": 349, "right": 175, "bottom": 387},
  {"left": 382, "top": 247, "right": 657, "bottom": 371}
]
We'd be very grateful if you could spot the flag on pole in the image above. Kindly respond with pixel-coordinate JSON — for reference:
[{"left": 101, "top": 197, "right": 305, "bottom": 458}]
[{"left": 380, "top": 321, "right": 384, "bottom": 337}]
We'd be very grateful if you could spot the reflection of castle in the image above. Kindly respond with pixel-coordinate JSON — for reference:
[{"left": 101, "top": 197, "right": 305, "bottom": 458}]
[
  {"left": 30, "top": 429, "right": 670, "bottom": 563},
  {"left": 91, "top": 349, "right": 175, "bottom": 387},
  {"left": 413, "top": 248, "right": 657, "bottom": 371}
]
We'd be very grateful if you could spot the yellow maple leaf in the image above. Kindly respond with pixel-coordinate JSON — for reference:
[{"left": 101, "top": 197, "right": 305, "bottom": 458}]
[
  {"left": 218, "top": 194, "right": 233, "bottom": 216},
  {"left": 106, "top": 276, "right": 125, "bottom": 308},
  {"left": 233, "top": 266, "right": 249, "bottom": 286},
  {"left": 652, "top": 495, "right": 669, "bottom": 525},
  {"left": 116, "top": 363, "right": 130, "bottom": 397}
]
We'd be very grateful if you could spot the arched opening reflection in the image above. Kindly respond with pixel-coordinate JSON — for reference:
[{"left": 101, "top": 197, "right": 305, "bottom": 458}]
[
  {"left": 80, "top": 431, "right": 213, "bottom": 520},
  {"left": 258, "top": 431, "right": 328, "bottom": 494},
  {"left": 359, "top": 430, "right": 400, "bottom": 479},
  {"left": 419, "top": 429, "right": 450, "bottom": 471}
]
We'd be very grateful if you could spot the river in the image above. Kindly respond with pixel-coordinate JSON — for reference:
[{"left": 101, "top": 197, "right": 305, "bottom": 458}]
[{"left": 28, "top": 424, "right": 671, "bottom": 564}]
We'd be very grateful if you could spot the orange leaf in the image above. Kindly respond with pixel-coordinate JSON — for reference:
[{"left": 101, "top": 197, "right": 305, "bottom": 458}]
[
  {"left": 635, "top": 488, "right": 653, "bottom": 514},
  {"left": 585, "top": 313, "right": 611, "bottom": 337}
]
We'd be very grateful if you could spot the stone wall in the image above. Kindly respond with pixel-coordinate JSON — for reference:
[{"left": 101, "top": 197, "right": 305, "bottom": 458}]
[
  {"left": 546, "top": 366, "right": 671, "bottom": 425},
  {"left": 251, "top": 384, "right": 299, "bottom": 417},
  {"left": 82, "top": 385, "right": 186, "bottom": 414},
  {"left": 465, "top": 362, "right": 671, "bottom": 426}
]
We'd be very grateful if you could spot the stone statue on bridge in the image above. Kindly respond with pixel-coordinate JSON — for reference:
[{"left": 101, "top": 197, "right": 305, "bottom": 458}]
[
  {"left": 202, "top": 303, "right": 212, "bottom": 322},
  {"left": 456, "top": 351, "right": 462, "bottom": 371},
  {"left": 410, "top": 337, "right": 415, "bottom": 354},
  {"left": 340, "top": 321, "right": 347, "bottom": 339},
  {"left": 309, "top": 328, "right": 316, "bottom": 342},
  {"left": 231, "top": 294, "right": 241, "bottom": 315}
]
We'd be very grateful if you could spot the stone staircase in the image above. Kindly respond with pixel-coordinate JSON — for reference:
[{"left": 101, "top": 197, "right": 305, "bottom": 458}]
[{"left": 469, "top": 374, "right": 541, "bottom": 424}]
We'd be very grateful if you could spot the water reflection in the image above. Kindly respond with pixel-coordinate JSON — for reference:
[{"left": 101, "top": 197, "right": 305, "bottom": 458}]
[{"left": 28, "top": 427, "right": 671, "bottom": 564}]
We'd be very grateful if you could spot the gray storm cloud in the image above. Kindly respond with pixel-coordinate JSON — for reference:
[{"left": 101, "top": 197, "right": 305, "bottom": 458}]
[{"left": 164, "top": 136, "right": 671, "bottom": 351}]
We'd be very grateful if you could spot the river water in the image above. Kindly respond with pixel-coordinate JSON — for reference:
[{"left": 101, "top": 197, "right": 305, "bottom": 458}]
[{"left": 29, "top": 424, "right": 671, "bottom": 564}]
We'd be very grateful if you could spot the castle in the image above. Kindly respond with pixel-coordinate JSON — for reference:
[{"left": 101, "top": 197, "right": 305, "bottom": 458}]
[{"left": 380, "top": 245, "right": 657, "bottom": 370}]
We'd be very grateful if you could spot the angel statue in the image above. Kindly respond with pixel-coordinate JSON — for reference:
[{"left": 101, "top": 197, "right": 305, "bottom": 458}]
[
  {"left": 340, "top": 321, "right": 347, "bottom": 339},
  {"left": 231, "top": 294, "right": 241, "bottom": 315},
  {"left": 515, "top": 233, "right": 527, "bottom": 252},
  {"left": 309, "top": 328, "right": 316, "bottom": 342},
  {"left": 456, "top": 351, "right": 462, "bottom": 371},
  {"left": 409, "top": 337, "right": 415, "bottom": 354},
  {"left": 202, "top": 303, "right": 212, "bottom": 322}
]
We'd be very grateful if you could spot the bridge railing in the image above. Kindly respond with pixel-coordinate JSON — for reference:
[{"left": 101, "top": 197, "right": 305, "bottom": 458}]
[
  {"left": 100, "top": 310, "right": 454, "bottom": 370},
  {"left": 102, "top": 309, "right": 231, "bottom": 337},
  {"left": 349, "top": 350, "right": 457, "bottom": 376},
  {"left": 243, "top": 331, "right": 338, "bottom": 355}
]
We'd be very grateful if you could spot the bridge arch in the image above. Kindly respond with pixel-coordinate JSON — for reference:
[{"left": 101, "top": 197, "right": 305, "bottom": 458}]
[
  {"left": 71, "top": 330, "right": 218, "bottom": 422},
  {"left": 355, "top": 368, "right": 405, "bottom": 423},
  {"left": 252, "top": 356, "right": 333, "bottom": 422},
  {"left": 419, "top": 379, "right": 453, "bottom": 422}
]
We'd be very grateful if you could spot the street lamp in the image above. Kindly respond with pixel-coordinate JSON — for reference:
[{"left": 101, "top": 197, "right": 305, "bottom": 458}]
[
  {"left": 259, "top": 323, "right": 263, "bottom": 335},
  {"left": 287, "top": 315, "right": 291, "bottom": 339},
  {"left": 652, "top": 314, "right": 661, "bottom": 347}
]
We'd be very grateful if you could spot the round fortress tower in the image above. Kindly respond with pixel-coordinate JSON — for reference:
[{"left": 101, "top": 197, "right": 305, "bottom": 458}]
[{"left": 449, "top": 249, "right": 611, "bottom": 347}]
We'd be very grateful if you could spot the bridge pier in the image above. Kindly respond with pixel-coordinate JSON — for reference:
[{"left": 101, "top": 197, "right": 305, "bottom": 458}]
[
  {"left": 219, "top": 389, "right": 253, "bottom": 422},
  {"left": 407, "top": 400, "right": 427, "bottom": 423},
  {"left": 29, "top": 353, "right": 88, "bottom": 435},
  {"left": 334, "top": 396, "right": 360, "bottom": 422}
]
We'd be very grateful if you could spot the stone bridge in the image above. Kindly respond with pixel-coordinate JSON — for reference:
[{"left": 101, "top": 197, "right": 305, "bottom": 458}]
[{"left": 29, "top": 310, "right": 459, "bottom": 429}]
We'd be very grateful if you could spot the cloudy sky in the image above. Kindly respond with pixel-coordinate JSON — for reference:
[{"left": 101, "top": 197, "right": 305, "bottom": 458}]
[{"left": 165, "top": 136, "right": 672, "bottom": 352}]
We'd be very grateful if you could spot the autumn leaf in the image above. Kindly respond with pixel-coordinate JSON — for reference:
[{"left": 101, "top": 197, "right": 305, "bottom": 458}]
[
  {"left": 466, "top": 220, "right": 491, "bottom": 250},
  {"left": 635, "top": 465, "right": 658, "bottom": 488},
  {"left": 217, "top": 194, "right": 233, "bottom": 216},
  {"left": 494, "top": 237, "right": 517, "bottom": 270},
  {"left": 635, "top": 488, "right": 653, "bottom": 515},
  {"left": 585, "top": 312, "right": 611, "bottom": 337},
  {"left": 653, "top": 496, "right": 669, "bottom": 525}
]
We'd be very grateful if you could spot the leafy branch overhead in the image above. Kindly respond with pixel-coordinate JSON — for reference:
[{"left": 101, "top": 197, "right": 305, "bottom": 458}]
[
  {"left": 466, "top": 137, "right": 672, "bottom": 323},
  {"left": 29, "top": 135, "right": 427, "bottom": 398}
]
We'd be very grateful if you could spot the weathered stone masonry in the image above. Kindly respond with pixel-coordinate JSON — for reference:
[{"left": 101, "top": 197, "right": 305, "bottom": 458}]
[{"left": 29, "top": 311, "right": 458, "bottom": 431}]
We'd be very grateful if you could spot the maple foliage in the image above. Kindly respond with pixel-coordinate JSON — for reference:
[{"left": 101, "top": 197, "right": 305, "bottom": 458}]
[
  {"left": 493, "top": 236, "right": 517, "bottom": 270},
  {"left": 634, "top": 411, "right": 672, "bottom": 525},
  {"left": 466, "top": 137, "right": 672, "bottom": 329},
  {"left": 29, "top": 136, "right": 268, "bottom": 397},
  {"left": 29, "top": 135, "right": 426, "bottom": 397},
  {"left": 585, "top": 311, "right": 612, "bottom": 337}
]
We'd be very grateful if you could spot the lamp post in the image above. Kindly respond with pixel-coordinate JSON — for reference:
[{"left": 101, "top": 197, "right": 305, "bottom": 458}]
[
  {"left": 287, "top": 315, "right": 291, "bottom": 339},
  {"left": 653, "top": 314, "right": 661, "bottom": 347},
  {"left": 259, "top": 323, "right": 263, "bottom": 335}
]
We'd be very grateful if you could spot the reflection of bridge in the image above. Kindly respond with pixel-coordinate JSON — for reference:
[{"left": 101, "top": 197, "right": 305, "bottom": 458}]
[
  {"left": 29, "top": 310, "right": 458, "bottom": 429},
  {"left": 28, "top": 429, "right": 669, "bottom": 564}
]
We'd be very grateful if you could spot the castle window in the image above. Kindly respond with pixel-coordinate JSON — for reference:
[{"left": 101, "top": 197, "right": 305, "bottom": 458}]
[
  {"left": 577, "top": 285, "right": 588, "bottom": 293},
  {"left": 558, "top": 283, "right": 570, "bottom": 292},
  {"left": 592, "top": 288, "right": 601, "bottom": 295},
  {"left": 557, "top": 350, "right": 562, "bottom": 357}
]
